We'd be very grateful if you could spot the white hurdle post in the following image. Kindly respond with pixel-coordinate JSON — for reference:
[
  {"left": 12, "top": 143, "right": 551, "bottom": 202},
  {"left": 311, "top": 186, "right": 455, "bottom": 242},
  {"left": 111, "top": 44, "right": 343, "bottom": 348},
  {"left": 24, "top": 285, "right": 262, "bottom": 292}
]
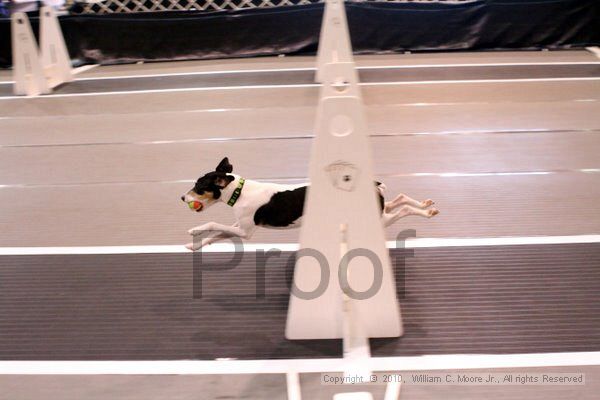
[
  {"left": 11, "top": 7, "right": 96, "bottom": 96},
  {"left": 40, "top": 6, "right": 74, "bottom": 89},
  {"left": 11, "top": 12, "right": 50, "bottom": 96},
  {"left": 286, "top": 0, "right": 403, "bottom": 379},
  {"left": 315, "top": 0, "right": 353, "bottom": 83}
]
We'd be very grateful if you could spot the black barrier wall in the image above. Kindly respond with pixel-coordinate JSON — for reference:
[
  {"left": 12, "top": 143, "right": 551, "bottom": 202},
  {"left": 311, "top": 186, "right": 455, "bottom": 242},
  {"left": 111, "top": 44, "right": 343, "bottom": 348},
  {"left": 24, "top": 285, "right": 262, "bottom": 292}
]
[{"left": 0, "top": 0, "right": 599, "bottom": 67}]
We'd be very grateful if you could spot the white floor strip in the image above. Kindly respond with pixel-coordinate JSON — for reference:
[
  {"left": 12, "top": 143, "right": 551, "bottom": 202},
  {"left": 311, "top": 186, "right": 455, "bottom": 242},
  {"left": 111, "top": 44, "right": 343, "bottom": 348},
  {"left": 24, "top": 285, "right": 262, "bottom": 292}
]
[
  {"left": 2, "top": 169, "right": 599, "bottom": 189},
  {"left": 1, "top": 77, "right": 598, "bottom": 101},
  {"left": 360, "top": 61, "right": 600, "bottom": 70},
  {"left": 71, "top": 64, "right": 100, "bottom": 76},
  {"left": 384, "top": 380, "right": 402, "bottom": 400},
  {"left": 286, "top": 372, "right": 302, "bottom": 400},
  {"left": 365, "top": 77, "right": 600, "bottom": 86},
  {"left": 1, "top": 235, "right": 598, "bottom": 256},
  {"left": 586, "top": 47, "right": 600, "bottom": 59},
  {"left": 0, "top": 68, "right": 316, "bottom": 84},
  {"left": 0, "top": 351, "right": 598, "bottom": 375},
  {"left": 1, "top": 61, "right": 598, "bottom": 84}
]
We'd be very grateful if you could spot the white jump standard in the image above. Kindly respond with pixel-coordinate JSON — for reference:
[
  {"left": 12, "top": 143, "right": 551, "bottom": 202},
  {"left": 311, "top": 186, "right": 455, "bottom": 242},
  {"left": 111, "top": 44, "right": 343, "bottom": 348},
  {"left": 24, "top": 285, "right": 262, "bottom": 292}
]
[{"left": 11, "top": 7, "right": 96, "bottom": 96}]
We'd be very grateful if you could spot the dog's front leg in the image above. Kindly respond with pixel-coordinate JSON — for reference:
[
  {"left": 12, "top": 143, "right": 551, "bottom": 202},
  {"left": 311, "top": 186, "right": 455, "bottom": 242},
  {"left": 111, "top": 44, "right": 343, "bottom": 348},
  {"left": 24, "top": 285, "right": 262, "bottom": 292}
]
[
  {"left": 188, "top": 222, "right": 241, "bottom": 237},
  {"left": 185, "top": 222, "right": 254, "bottom": 251},
  {"left": 185, "top": 232, "right": 235, "bottom": 251}
]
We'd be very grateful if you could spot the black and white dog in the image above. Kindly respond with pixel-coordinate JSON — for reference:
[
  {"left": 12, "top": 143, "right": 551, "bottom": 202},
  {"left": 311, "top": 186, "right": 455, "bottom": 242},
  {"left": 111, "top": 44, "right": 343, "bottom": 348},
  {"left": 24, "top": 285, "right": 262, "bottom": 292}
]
[{"left": 181, "top": 157, "right": 439, "bottom": 251}]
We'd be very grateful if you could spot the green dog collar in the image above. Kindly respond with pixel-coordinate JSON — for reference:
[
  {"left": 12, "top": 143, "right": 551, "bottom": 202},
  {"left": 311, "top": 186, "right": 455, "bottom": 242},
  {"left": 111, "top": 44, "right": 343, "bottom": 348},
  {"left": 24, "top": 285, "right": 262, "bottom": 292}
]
[{"left": 227, "top": 178, "right": 245, "bottom": 207}]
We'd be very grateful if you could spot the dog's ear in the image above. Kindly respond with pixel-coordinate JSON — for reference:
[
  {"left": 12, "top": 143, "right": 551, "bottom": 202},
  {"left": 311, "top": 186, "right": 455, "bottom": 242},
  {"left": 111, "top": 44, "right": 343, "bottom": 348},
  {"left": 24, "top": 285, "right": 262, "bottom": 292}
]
[
  {"left": 214, "top": 174, "right": 235, "bottom": 188},
  {"left": 216, "top": 157, "right": 233, "bottom": 173}
]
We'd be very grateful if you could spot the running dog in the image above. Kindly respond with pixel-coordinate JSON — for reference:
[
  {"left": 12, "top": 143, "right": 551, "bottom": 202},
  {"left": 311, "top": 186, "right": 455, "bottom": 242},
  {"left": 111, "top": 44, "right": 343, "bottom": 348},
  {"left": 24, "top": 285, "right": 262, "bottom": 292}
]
[{"left": 181, "top": 157, "right": 439, "bottom": 251}]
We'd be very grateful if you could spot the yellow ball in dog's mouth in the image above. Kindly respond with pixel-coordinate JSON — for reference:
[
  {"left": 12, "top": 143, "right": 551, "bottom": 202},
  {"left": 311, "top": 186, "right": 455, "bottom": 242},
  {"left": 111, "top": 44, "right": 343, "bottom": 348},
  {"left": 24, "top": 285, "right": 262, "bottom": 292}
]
[{"left": 188, "top": 201, "right": 201, "bottom": 210}]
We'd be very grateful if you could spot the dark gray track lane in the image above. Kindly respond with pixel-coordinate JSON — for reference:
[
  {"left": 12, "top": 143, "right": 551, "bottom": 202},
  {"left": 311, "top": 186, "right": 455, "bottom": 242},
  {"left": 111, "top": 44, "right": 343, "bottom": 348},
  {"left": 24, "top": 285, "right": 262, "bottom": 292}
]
[
  {"left": 1, "top": 64, "right": 598, "bottom": 96},
  {"left": 1, "top": 243, "right": 599, "bottom": 360}
]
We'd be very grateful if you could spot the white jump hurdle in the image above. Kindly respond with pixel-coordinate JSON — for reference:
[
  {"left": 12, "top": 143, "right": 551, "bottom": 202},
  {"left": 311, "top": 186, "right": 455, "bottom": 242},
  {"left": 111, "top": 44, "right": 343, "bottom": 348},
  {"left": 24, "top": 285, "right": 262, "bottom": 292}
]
[
  {"left": 286, "top": 0, "right": 403, "bottom": 397},
  {"left": 315, "top": 0, "right": 353, "bottom": 83},
  {"left": 11, "top": 7, "right": 96, "bottom": 96}
]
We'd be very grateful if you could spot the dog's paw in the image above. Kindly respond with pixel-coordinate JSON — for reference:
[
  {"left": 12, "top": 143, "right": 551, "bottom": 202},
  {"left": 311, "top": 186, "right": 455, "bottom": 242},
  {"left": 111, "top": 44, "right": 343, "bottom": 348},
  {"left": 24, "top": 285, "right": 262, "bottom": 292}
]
[
  {"left": 421, "top": 199, "right": 435, "bottom": 208},
  {"left": 188, "top": 227, "right": 203, "bottom": 236},
  {"left": 185, "top": 242, "right": 198, "bottom": 251},
  {"left": 427, "top": 208, "right": 440, "bottom": 218}
]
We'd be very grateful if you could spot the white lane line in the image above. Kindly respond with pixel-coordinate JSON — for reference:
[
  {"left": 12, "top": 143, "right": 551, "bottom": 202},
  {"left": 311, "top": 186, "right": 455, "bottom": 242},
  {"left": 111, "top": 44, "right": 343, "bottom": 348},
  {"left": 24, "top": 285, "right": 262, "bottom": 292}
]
[
  {"left": 364, "top": 77, "right": 600, "bottom": 86},
  {"left": 0, "top": 67, "right": 315, "bottom": 84},
  {"left": 0, "top": 351, "right": 598, "bottom": 375},
  {"left": 1, "top": 77, "right": 599, "bottom": 101},
  {"left": 0, "top": 100, "right": 597, "bottom": 121},
  {"left": 2, "top": 129, "right": 599, "bottom": 149},
  {"left": 1, "top": 235, "right": 598, "bottom": 255},
  {"left": 411, "top": 171, "right": 553, "bottom": 177},
  {"left": 1, "top": 169, "right": 598, "bottom": 190},
  {"left": 360, "top": 61, "right": 600, "bottom": 69},
  {"left": 405, "top": 235, "right": 600, "bottom": 248},
  {"left": 1, "top": 61, "right": 598, "bottom": 84},
  {"left": 0, "top": 83, "right": 318, "bottom": 99},
  {"left": 286, "top": 372, "right": 302, "bottom": 400},
  {"left": 384, "top": 380, "right": 402, "bottom": 400}
]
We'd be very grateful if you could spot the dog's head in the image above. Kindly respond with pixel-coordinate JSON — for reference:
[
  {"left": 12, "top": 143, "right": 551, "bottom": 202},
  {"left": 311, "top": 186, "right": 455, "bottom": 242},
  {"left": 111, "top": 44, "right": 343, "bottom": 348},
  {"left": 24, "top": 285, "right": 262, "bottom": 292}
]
[{"left": 181, "top": 157, "right": 235, "bottom": 212}]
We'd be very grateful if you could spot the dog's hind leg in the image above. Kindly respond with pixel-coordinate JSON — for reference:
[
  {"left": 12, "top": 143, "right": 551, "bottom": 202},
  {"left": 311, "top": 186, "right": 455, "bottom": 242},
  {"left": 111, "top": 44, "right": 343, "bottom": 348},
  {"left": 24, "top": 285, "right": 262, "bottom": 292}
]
[
  {"left": 385, "top": 193, "right": 434, "bottom": 213},
  {"left": 382, "top": 205, "right": 439, "bottom": 227}
]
